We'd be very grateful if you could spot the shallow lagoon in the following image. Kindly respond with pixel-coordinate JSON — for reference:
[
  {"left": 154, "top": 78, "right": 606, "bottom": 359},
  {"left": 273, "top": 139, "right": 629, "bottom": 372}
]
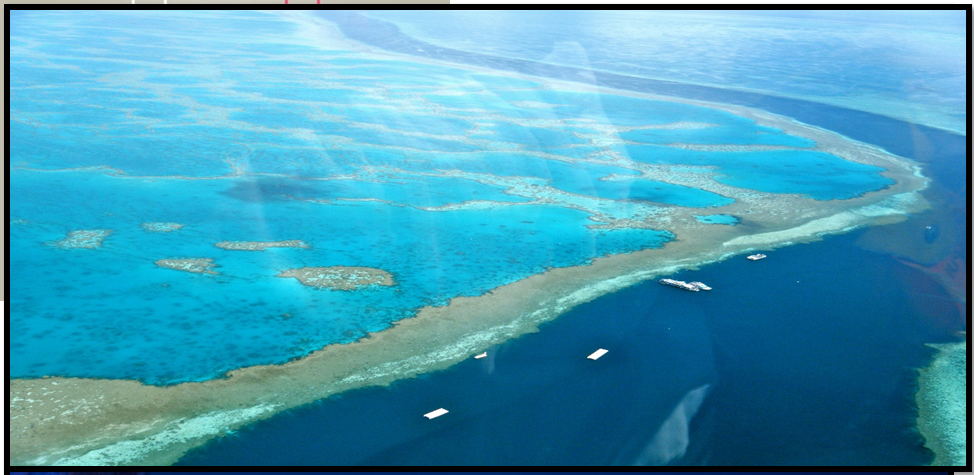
[{"left": 10, "top": 169, "right": 672, "bottom": 384}]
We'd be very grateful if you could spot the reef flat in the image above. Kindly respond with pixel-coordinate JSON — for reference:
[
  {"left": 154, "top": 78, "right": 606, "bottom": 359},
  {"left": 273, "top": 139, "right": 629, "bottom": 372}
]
[
  {"left": 277, "top": 266, "right": 394, "bottom": 290},
  {"left": 46, "top": 229, "right": 112, "bottom": 249},
  {"left": 8, "top": 10, "right": 934, "bottom": 466},
  {"left": 10, "top": 141, "right": 927, "bottom": 465},
  {"left": 215, "top": 240, "right": 309, "bottom": 251},
  {"left": 916, "top": 335, "right": 967, "bottom": 466},
  {"left": 155, "top": 258, "right": 219, "bottom": 275}
]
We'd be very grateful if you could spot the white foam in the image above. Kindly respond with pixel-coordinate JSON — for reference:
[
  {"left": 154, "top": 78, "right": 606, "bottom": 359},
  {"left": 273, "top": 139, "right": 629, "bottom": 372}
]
[{"left": 40, "top": 403, "right": 279, "bottom": 466}]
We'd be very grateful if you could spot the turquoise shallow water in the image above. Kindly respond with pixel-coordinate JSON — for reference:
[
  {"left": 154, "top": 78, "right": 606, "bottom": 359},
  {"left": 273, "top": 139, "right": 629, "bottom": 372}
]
[
  {"left": 10, "top": 169, "right": 671, "bottom": 384},
  {"left": 621, "top": 123, "right": 815, "bottom": 147},
  {"left": 694, "top": 214, "right": 739, "bottom": 225},
  {"left": 10, "top": 10, "right": 897, "bottom": 385}
]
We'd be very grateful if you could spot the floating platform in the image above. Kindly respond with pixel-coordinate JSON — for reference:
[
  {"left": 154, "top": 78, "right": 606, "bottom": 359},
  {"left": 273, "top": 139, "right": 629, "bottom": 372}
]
[
  {"left": 424, "top": 408, "right": 449, "bottom": 419},
  {"left": 688, "top": 281, "right": 711, "bottom": 291},
  {"left": 587, "top": 348, "right": 609, "bottom": 360}
]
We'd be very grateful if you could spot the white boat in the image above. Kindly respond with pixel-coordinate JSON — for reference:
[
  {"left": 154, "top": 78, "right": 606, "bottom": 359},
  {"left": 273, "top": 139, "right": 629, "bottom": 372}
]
[
  {"left": 688, "top": 281, "right": 711, "bottom": 291},
  {"left": 424, "top": 408, "right": 449, "bottom": 419},
  {"left": 746, "top": 253, "right": 767, "bottom": 261},
  {"left": 659, "top": 278, "right": 700, "bottom": 291},
  {"left": 474, "top": 352, "right": 487, "bottom": 359},
  {"left": 587, "top": 348, "right": 609, "bottom": 360}
]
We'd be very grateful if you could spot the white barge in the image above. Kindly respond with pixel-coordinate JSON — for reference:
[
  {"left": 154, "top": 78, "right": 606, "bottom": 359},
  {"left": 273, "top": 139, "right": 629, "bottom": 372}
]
[
  {"left": 424, "top": 408, "right": 449, "bottom": 419},
  {"left": 659, "top": 278, "right": 701, "bottom": 291}
]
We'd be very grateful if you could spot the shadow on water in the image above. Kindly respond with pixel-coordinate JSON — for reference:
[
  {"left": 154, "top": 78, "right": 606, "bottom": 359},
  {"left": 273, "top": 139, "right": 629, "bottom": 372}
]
[{"left": 220, "top": 177, "right": 323, "bottom": 203}]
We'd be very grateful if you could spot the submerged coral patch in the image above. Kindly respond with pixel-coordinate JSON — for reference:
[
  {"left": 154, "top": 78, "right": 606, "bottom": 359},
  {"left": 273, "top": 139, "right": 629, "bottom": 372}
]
[
  {"left": 216, "top": 240, "right": 309, "bottom": 251},
  {"left": 47, "top": 229, "right": 112, "bottom": 249},
  {"left": 155, "top": 258, "right": 219, "bottom": 274},
  {"left": 142, "top": 222, "right": 184, "bottom": 232},
  {"left": 916, "top": 338, "right": 968, "bottom": 466},
  {"left": 277, "top": 266, "right": 395, "bottom": 290}
]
